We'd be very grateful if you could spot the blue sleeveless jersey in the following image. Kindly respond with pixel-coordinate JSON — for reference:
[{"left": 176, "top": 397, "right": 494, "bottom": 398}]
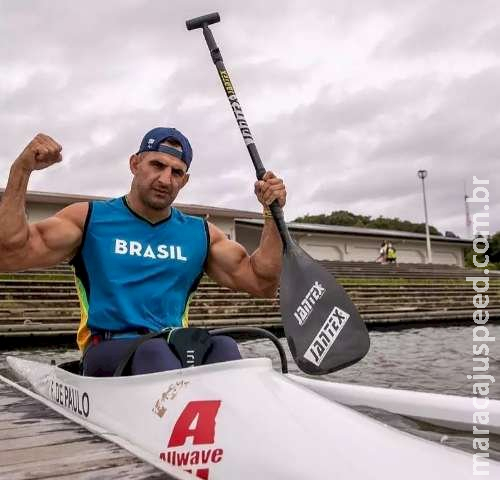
[{"left": 71, "top": 197, "right": 209, "bottom": 350}]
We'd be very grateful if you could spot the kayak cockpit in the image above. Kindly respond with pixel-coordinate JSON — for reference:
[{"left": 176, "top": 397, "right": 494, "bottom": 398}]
[
  {"left": 58, "top": 360, "right": 81, "bottom": 375},
  {"left": 58, "top": 326, "right": 288, "bottom": 377}
]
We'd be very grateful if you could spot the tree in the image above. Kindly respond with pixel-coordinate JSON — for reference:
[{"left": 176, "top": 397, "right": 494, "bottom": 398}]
[
  {"left": 464, "top": 232, "right": 500, "bottom": 270},
  {"left": 488, "top": 232, "right": 500, "bottom": 264},
  {"left": 294, "top": 210, "right": 442, "bottom": 235}
]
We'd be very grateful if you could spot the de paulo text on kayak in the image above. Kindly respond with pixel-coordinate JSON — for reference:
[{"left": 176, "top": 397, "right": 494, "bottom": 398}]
[{"left": 49, "top": 379, "right": 90, "bottom": 418}]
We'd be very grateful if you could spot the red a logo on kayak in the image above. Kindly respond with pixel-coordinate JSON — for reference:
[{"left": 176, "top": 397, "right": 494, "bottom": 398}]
[
  {"left": 168, "top": 400, "right": 221, "bottom": 447},
  {"left": 160, "top": 400, "right": 223, "bottom": 479}
]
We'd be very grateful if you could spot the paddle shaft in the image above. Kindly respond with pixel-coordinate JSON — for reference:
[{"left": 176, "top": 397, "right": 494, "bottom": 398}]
[
  {"left": 187, "top": 17, "right": 294, "bottom": 248},
  {"left": 187, "top": 13, "right": 370, "bottom": 375}
]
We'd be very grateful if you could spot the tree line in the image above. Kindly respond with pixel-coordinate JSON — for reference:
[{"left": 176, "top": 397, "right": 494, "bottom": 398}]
[
  {"left": 465, "top": 232, "right": 500, "bottom": 270},
  {"left": 293, "top": 210, "right": 442, "bottom": 235}
]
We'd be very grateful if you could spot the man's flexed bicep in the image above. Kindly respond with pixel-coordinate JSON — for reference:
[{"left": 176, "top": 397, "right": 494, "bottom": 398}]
[
  {"left": 0, "top": 202, "right": 87, "bottom": 272},
  {"left": 204, "top": 222, "right": 278, "bottom": 298}
]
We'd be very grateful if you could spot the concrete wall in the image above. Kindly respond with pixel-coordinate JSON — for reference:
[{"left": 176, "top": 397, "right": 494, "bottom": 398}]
[
  {"left": 298, "top": 233, "right": 464, "bottom": 266},
  {"left": 433, "top": 247, "right": 463, "bottom": 266},
  {"left": 235, "top": 224, "right": 465, "bottom": 266},
  {"left": 208, "top": 216, "right": 235, "bottom": 239},
  {"left": 26, "top": 203, "right": 61, "bottom": 222},
  {"left": 237, "top": 224, "right": 261, "bottom": 254},
  {"left": 24, "top": 200, "right": 236, "bottom": 240},
  {"left": 23, "top": 199, "right": 465, "bottom": 266}
]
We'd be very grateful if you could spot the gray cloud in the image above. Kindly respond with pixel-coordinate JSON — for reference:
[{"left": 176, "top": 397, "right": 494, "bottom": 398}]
[
  {"left": 374, "top": 0, "right": 500, "bottom": 57},
  {"left": 1, "top": 0, "right": 499, "bottom": 239},
  {"left": 476, "top": 25, "right": 500, "bottom": 53}
]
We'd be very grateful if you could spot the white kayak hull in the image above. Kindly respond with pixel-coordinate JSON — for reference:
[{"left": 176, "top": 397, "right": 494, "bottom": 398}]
[
  {"left": 6, "top": 356, "right": 500, "bottom": 479},
  {"left": 289, "top": 374, "right": 500, "bottom": 435}
]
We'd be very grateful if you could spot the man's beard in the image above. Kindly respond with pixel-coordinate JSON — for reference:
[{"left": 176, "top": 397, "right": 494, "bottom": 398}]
[{"left": 142, "top": 189, "right": 173, "bottom": 211}]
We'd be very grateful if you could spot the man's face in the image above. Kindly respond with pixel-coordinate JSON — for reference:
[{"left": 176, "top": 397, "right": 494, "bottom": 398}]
[{"left": 130, "top": 145, "right": 189, "bottom": 211}]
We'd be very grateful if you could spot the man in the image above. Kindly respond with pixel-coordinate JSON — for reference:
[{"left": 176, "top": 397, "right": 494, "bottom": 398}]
[
  {"left": 0, "top": 128, "right": 286, "bottom": 376},
  {"left": 376, "top": 240, "right": 387, "bottom": 263},
  {"left": 386, "top": 242, "right": 397, "bottom": 264}
]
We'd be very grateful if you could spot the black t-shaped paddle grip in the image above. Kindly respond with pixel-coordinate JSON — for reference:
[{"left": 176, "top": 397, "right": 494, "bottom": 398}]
[{"left": 186, "top": 12, "right": 220, "bottom": 30}]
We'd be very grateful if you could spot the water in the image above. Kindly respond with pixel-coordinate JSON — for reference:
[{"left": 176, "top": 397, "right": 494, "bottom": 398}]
[{"left": 1, "top": 324, "right": 499, "bottom": 460}]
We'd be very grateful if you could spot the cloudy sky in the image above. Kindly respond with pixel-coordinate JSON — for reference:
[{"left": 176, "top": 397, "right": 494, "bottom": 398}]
[{"left": 1, "top": 0, "right": 498, "bottom": 237}]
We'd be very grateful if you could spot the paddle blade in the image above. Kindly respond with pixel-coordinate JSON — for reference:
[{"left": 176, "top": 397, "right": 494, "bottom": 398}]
[{"left": 279, "top": 245, "right": 370, "bottom": 375}]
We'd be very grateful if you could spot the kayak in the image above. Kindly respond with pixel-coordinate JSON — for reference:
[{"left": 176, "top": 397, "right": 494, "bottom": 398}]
[
  {"left": 5, "top": 356, "right": 500, "bottom": 479},
  {"left": 290, "top": 374, "right": 500, "bottom": 435}
]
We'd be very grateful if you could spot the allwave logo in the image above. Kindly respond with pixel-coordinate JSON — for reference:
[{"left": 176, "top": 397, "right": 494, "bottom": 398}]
[
  {"left": 160, "top": 400, "right": 224, "bottom": 479},
  {"left": 114, "top": 239, "right": 187, "bottom": 261},
  {"left": 294, "top": 281, "right": 326, "bottom": 326},
  {"left": 304, "top": 306, "right": 350, "bottom": 367}
]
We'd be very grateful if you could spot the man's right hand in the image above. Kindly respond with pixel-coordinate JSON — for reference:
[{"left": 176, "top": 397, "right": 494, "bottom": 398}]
[{"left": 15, "top": 133, "right": 62, "bottom": 173}]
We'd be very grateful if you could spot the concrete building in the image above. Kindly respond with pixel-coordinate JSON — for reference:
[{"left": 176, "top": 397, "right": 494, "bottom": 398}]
[
  {"left": 236, "top": 220, "right": 470, "bottom": 266},
  {"left": 0, "top": 189, "right": 260, "bottom": 240},
  {"left": 0, "top": 189, "right": 471, "bottom": 266}
]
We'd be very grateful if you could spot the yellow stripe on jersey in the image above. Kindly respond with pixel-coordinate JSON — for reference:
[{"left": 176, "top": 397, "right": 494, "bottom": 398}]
[
  {"left": 180, "top": 292, "right": 196, "bottom": 328},
  {"left": 72, "top": 270, "right": 91, "bottom": 351}
]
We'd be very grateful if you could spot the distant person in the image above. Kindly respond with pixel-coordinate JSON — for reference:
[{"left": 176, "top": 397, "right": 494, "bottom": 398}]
[
  {"left": 376, "top": 241, "right": 388, "bottom": 263},
  {"left": 386, "top": 242, "right": 397, "bottom": 264}
]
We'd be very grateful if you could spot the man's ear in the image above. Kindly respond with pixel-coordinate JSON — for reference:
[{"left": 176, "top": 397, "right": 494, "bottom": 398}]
[{"left": 130, "top": 154, "right": 140, "bottom": 174}]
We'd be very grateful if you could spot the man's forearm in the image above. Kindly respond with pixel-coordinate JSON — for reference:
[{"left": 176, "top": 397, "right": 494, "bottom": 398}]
[
  {"left": 0, "top": 161, "right": 31, "bottom": 250},
  {"left": 250, "top": 216, "right": 283, "bottom": 289}
]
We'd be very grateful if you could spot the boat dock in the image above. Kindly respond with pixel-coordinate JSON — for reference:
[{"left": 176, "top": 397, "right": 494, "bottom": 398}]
[{"left": 0, "top": 378, "right": 173, "bottom": 479}]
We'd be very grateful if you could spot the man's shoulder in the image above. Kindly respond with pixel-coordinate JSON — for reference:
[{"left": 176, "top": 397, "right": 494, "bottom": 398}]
[
  {"left": 88, "top": 196, "right": 126, "bottom": 217},
  {"left": 92, "top": 196, "right": 123, "bottom": 208},
  {"left": 206, "top": 221, "right": 228, "bottom": 246},
  {"left": 173, "top": 207, "right": 206, "bottom": 226},
  {"left": 55, "top": 202, "right": 89, "bottom": 228},
  {"left": 56, "top": 197, "right": 121, "bottom": 230},
  {"left": 62, "top": 201, "right": 90, "bottom": 212}
]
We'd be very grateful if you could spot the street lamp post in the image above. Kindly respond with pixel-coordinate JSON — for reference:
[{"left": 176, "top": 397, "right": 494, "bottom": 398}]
[{"left": 417, "top": 170, "right": 432, "bottom": 263}]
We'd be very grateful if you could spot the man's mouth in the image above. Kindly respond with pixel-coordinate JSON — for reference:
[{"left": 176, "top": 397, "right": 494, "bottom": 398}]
[{"left": 153, "top": 189, "right": 170, "bottom": 196}]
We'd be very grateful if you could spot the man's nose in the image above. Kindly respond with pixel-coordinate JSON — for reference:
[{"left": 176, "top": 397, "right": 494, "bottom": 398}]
[{"left": 158, "top": 167, "right": 173, "bottom": 185}]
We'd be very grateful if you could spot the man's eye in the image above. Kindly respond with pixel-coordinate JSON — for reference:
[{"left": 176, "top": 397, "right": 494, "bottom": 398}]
[{"left": 173, "top": 169, "right": 184, "bottom": 177}]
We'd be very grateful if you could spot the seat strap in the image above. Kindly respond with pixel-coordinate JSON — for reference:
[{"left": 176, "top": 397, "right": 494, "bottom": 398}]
[
  {"left": 168, "top": 327, "right": 213, "bottom": 368},
  {"left": 113, "top": 329, "right": 172, "bottom": 377},
  {"left": 112, "top": 327, "right": 214, "bottom": 376}
]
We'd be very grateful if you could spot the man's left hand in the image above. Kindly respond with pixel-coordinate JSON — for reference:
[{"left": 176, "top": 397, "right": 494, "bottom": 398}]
[{"left": 254, "top": 171, "right": 287, "bottom": 208}]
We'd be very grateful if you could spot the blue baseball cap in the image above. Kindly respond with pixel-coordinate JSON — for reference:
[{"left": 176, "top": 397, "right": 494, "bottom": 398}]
[{"left": 137, "top": 127, "right": 193, "bottom": 169}]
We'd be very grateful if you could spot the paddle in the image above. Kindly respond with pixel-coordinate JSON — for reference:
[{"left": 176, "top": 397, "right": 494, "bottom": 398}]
[{"left": 186, "top": 13, "right": 370, "bottom": 375}]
